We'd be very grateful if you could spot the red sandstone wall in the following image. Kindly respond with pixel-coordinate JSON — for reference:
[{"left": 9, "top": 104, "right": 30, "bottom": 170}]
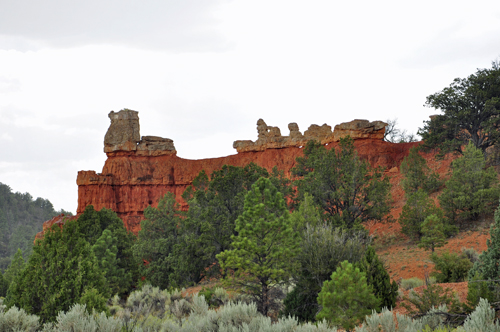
[{"left": 76, "top": 139, "right": 432, "bottom": 233}]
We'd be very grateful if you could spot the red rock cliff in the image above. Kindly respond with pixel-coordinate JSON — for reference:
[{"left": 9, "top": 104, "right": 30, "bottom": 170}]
[{"left": 76, "top": 110, "right": 448, "bottom": 233}]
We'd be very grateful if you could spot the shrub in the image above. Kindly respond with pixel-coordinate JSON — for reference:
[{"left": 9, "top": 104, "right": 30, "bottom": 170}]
[
  {"left": 42, "top": 304, "right": 122, "bottom": 332},
  {"left": 401, "top": 277, "right": 425, "bottom": 290},
  {"left": 457, "top": 298, "right": 500, "bottom": 332},
  {"left": 402, "top": 284, "right": 461, "bottom": 319},
  {"left": 431, "top": 251, "right": 473, "bottom": 283},
  {"left": 0, "top": 305, "right": 39, "bottom": 332}
]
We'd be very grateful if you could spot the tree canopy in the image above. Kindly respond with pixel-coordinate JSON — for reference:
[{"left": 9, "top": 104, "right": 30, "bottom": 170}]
[
  {"left": 217, "top": 177, "right": 299, "bottom": 316},
  {"left": 292, "top": 137, "right": 391, "bottom": 230},
  {"left": 419, "top": 60, "right": 500, "bottom": 155}
]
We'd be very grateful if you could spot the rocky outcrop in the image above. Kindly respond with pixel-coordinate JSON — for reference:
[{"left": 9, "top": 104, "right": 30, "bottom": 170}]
[
  {"left": 35, "top": 214, "right": 77, "bottom": 240},
  {"left": 73, "top": 111, "right": 451, "bottom": 234},
  {"left": 233, "top": 119, "right": 387, "bottom": 153},
  {"left": 104, "top": 109, "right": 176, "bottom": 156}
]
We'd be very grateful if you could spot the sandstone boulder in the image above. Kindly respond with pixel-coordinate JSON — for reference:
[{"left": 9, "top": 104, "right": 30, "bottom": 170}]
[{"left": 104, "top": 109, "right": 141, "bottom": 153}]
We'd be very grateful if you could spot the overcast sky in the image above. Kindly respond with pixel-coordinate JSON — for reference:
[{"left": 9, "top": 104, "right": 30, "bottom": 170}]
[{"left": 1, "top": 0, "right": 499, "bottom": 213}]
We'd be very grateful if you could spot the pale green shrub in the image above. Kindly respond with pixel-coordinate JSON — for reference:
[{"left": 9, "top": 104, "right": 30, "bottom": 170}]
[
  {"left": 356, "top": 304, "right": 447, "bottom": 332},
  {"left": 457, "top": 298, "right": 500, "bottom": 332},
  {"left": 401, "top": 277, "right": 425, "bottom": 290},
  {"left": 41, "top": 303, "right": 121, "bottom": 332},
  {"left": 0, "top": 305, "right": 39, "bottom": 332},
  {"left": 213, "top": 287, "right": 230, "bottom": 305}
]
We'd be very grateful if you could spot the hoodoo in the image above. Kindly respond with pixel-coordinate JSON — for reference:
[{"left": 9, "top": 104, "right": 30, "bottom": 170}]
[{"left": 76, "top": 109, "right": 421, "bottom": 233}]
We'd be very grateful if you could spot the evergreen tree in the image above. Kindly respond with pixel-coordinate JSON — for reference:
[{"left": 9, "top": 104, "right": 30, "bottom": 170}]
[
  {"left": 3, "top": 248, "right": 25, "bottom": 286},
  {"left": 92, "top": 229, "right": 131, "bottom": 296},
  {"left": 359, "top": 246, "right": 398, "bottom": 309},
  {"left": 419, "top": 60, "right": 500, "bottom": 155},
  {"left": 282, "top": 223, "right": 368, "bottom": 322},
  {"left": 418, "top": 214, "right": 448, "bottom": 252},
  {"left": 181, "top": 163, "right": 291, "bottom": 281},
  {"left": 439, "top": 142, "right": 499, "bottom": 226},
  {"left": 292, "top": 137, "right": 391, "bottom": 230},
  {"left": 289, "top": 193, "right": 323, "bottom": 231},
  {"left": 76, "top": 206, "right": 138, "bottom": 295},
  {"left": 316, "top": 260, "right": 380, "bottom": 331},
  {"left": 400, "top": 146, "right": 442, "bottom": 195},
  {"left": 469, "top": 203, "right": 500, "bottom": 282},
  {"left": 217, "top": 177, "right": 300, "bottom": 316},
  {"left": 6, "top": 221, "right": 108, "bottom": 323},
  {"left": 399, "top": 189, "right": 443, "bottom": 240},
  {"left": 133, "top": 193, "right": 186, "bottom": 289}
]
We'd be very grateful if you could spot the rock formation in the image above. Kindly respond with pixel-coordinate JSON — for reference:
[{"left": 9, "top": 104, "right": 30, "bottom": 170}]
[
  {"left": 233, "top": 119, "right": 387, "bottom": 153},
  {"left": 104, "top": 109, "right": 176, "bottom": 156},
  {"left": 70, "top": 110, "right": 456, "bottom": 235}
]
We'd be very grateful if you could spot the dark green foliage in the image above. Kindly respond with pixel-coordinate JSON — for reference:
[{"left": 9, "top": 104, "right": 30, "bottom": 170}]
[
  {"left": 0, "top": 271, "right": 7, "bottom": 297},
  {"left": 92, "top": 229, "right": 132, "bottom": 296},
  {"left": 0, "top": 183, "right": 68, "bottom": 271},
  {"left": 316, "top": 260, "right": 379, "bottom": 331},
  {"left": 465, "top": 272, "right": 495, "bottom": 311},
  {"left": 438, "top": 142, "right": 499, "bottom": 226},
  {"left": 217, "top": 177, "right": 300, "bottom": 316},
  {"left": 419, "top": 60, "right": 500, "bottom": 155},
  {"left": 6, "top": 220, "right": 108, "bottom": 323},
  {"left": 3, "top": 248, "right": 25, "bottom": 286},
  {"left": 76, "top": 206, "right": 138, "bottom": 296},
  {"left": 399, "top": 189, "right": 443, "bottom": 240},
  {"left": 468, "top": 203, "right": 500, "bottom": 305},
  {"left": 430, "top": 251, "right": 472, "bottom": 283},
  {"left": 133, "top": 193, "right": 187, "bottom": 289},
  {"left": 400, "top": 146, "right": 442, "bottom": 195},
  {"left": 419, "top": 214, "right": 448, "bottom": 252},
  {"left": 292, "top": 137, "right": 392, "bottom": 230},
  {"left": 402, "top": 283, "right": 461, "bottom": 317},
  {"left": 181, "top": 163, "right": 291, "bottom": 283},
  {"left": 282, "top": 223, "right": 368, "bottom": 322},
  {"left": 359, "top": 246, "right": 398, "bottom": 310}
]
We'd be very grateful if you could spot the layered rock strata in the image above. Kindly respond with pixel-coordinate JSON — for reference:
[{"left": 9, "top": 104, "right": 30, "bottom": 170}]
[
  {"left": 233, "top": 119, "right": 387, "bottom": 152},
  {"left": 76, "top": 110, "right": 424, "bottom": 233}
]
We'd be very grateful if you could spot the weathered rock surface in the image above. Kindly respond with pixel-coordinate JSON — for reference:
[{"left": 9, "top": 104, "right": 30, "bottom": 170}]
[
  {"left": 233, "top": 119, "right": 387, "bottom": 153},
  {"left": 72, "top": 111, "right": 451, "bottom": 234},
  {"left": 104, "top": 109, "right": 176, "bottom": 156},
  {"left": 35, "top": 214, "right": 77, "bottom": 240}
]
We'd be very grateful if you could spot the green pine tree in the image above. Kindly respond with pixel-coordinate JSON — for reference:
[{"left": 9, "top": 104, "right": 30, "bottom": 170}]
[
  {"left": 418, "top": 214, "right": 448, "bottom": 252},
  {"left": 359, "top": 246, "right": 398, "bottom": 309},
  {"left": 399, "top": 189, "right": 443, "bottom": 240},
  {"left": 439, "top": 142, "right": 499, "bottom": 226},
  {"left": 133, "top": 192, "right": 186, "bottom": 289},
  {"left": 400, "top": 146, "right": 442, "bottom": 195},
  {"left": 92, "top": 229, "right": 131, "bottom": 296},
  {"left": 316, "top": 260, "right": 380, "bottom": 331},
  {"left": 217, "top": 177, "right": 300, "bottom": 316}
]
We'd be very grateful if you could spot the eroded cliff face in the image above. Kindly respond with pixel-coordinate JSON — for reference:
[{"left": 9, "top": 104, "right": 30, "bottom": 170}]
[{"left": 72, "top": 110, "right": 441, "bottom": 234}]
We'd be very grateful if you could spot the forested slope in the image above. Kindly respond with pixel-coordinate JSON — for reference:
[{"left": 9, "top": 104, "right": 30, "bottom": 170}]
[{"left": 0, "top": 182, "right": 70, "bottom": 270}]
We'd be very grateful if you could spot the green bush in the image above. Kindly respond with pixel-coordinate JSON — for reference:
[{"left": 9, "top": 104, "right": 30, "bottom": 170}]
[
  {"left": 431, "top": 251, "right": 473, "bottom": 283},
  {"left": 317, "top": 261, "right": 379, "bottom": 331}
]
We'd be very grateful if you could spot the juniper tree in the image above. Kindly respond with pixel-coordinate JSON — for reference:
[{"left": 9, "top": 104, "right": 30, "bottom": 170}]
[
  {"left": 216, "top": 177, "right": 300, "bottom": 316},
  {"left": 419, "top": 214, "right": 448, "bottom": 252},
  {"left": 439, "top": 142, "right": 499, "bottom": 226},
  {"left": 292, "top": 137, "right": 391, "bottom": 230},
  {"left": 400, "top": 146, "right": 442, "bottom": 195},
  {"left": 6, "top": 221, "right": 108, "bottom": 323},
  {"left": 399, "top": 189, "right": 443, "bottom": 240}
]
